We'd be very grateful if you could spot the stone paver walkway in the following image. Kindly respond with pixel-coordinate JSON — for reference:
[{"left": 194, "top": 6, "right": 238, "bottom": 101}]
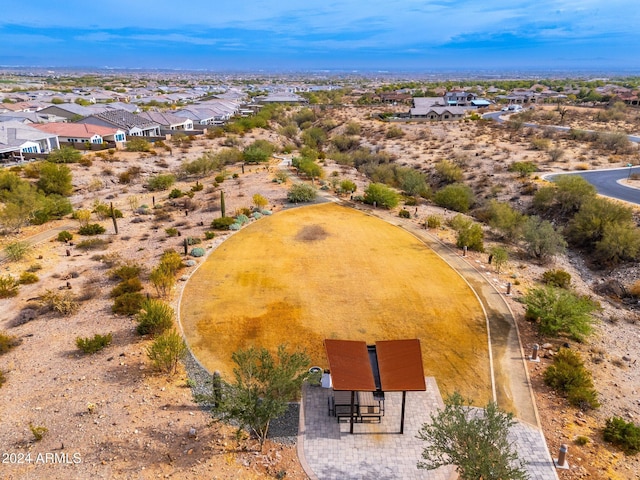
[{"left": 299, "top": 378, "right": 558, "bottom": 480}]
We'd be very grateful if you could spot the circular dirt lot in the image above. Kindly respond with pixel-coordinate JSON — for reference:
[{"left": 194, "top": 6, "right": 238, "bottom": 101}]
[{"left": 180, "top": 202, "right": 492, "bottom": 403}]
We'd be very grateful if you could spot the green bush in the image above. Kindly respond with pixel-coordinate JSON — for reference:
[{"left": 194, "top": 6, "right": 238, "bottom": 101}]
[
  {"left": 508, "top": 161, "right": 538, "bottom": 177},
  {"left": 4, "top": 241, "right": 30, "bottom": 261},
  {"left": 190, "top": 247, "right": 205, "bottom": 257},
  {"left": 543, "top": 348, "right": 599, "bottom": 410},
  {"left": 363, "top": 183, "right": 399, "bottom": 209},
  {"left": 136, "top": 299, "right": 174, "bottom": 336},
  {"left": 110, "top": 277, "right": 143, "bottom": 298},
  {"left": 165, "top": 227, "right": 179, "bottom": 237},
  {"left": 57, "top": 230, "right": 73, "bottom": 242},
  {"left": 18, "top": 271, "right": 39, "bottom": 285},
  {"left": 524, "top": 286, "right": 599, "bottom": 341},
  {"left": 78, "top": 223, "right": 106, "bottom": 236},
  {"left": 214, "top": 174, "right": 225, "bottom": 183},
  {"left": 450, "top": 215, "right": 484, "bottom": 252},
  {"left": 147, "top": 174, "right": 176, "bottom": 191},
  {"left": 126, "top": 137, "right": 151, "bottom": 152},
  {"left": 168, "top": 188, "right": 184, "bottom": 199},
  {"left": 109, "top": 263, "right": 143, "bottom": 281},
  {"left": 398, "top": 209, "right": 411, "bottom": 218},
  {"left": 47, "top": 146, "right": 82, "bottom": 163},
  {"left": 0, "top": 275, "right": 18, "bottom": 298},
  {"left": 287, "top": 183, "right": 318, "bottom": 203},
  {"left": 204, "top": 231, "right": 215, "bottom": 240},
  {"left": 426, "top": 215, "right": 442, "bottom": 229},
  {"left": 434, "top": 184, "right": 475, "bottom": 213},
  {"left": 146, "top": 329, "right": 187, "bottom": 375},
  {"left": 604, "top": 417, "right": 640, "bottom": 454},
  {"left": 159, "top": 250, "right": 184, "bottom": 274},
  {"left": 39, "top": 290, "right": 79, "bottom": 316},
  {"left": 76, "top": 333, "right": 113, "bottom": 354},
  {"left": 211, "top": 217, "right": 236, "bottom": 230},
  {"left": 76, "top": 238, "right": 110, "bottom": 250},
  {"left": 542, "top": 269, "right": 572, "bottom": 289},
  {"left": 112, "top": 292, "right": 145, "bottom": 316}
]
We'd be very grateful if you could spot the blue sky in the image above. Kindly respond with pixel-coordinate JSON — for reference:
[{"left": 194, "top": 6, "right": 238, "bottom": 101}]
[{"left": 1, "top": 0, "right": 639, "bottom": 72}]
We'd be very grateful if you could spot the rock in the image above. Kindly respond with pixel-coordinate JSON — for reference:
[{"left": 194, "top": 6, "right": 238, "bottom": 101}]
[
  {"left": 179, "top": 275, "right": 189, "bottom": 282},
  {"left": 188, "top": 427, "right": 197, "bottom": 438},
  {"left": 623, "top": 355, "right": 632, "bottom": 362},
  {"left": 185, "top": 260, "right": 197, "bottom": 267},
  {"left": 542, "top": 343, "right": 553, "bottom": 349}
]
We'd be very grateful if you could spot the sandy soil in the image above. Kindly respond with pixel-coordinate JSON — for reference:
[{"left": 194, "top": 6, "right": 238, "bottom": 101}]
[{"left": 1, "top": 102, "right": 640, "bottom": 479}]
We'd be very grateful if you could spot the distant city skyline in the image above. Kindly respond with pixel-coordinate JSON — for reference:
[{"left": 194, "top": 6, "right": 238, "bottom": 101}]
[{"left": 2, "top": 1, "right": 639, "bottom": 73}]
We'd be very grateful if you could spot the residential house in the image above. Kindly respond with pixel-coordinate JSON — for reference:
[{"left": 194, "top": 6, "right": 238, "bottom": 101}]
[
  {"left": 444, "top": 91, "right": 478, "bottom": 106},
  {"left": 254, "top": 92, "right": 307, "bottom": 104},
  {"left": 0, "top": 111, "right": 67, "bottom": 124},
  {"left": 38, "top": 103, "right": 95, "bottom": 121},
  {"left": 409, "top": 106, "right": 467, "bottom": 121},
  {"left": 138, "top": 111, "right": 194, "bottom": 131},
  {"left": 32, "top": 122, "right": 126, "bottom": 145},
  {"left": 0, "top": 121, "right": 60, "bottom": 159},
  {"left": 76, "top": 109, "right": 161, "bottom": 137}
]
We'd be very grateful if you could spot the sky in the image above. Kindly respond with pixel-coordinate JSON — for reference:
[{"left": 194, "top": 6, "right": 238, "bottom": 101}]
[{"left": 1, "top": 0, "right": 639, "bottom": 73}]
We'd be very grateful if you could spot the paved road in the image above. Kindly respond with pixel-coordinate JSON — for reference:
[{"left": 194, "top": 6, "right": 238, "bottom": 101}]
[
  {"left": 483, "top": 111, "right": 640, "bottom": 205},
  {"left": 547, "top": 167, "right": 640, "bottom": 205}
]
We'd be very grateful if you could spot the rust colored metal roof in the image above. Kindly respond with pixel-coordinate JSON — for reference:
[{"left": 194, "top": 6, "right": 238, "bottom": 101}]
[
  {"left": 376, "top": 339, "right": 426, "bottom": 392},
  {"left": 324, "top": 340, "right": 376, "bottom": 391}
]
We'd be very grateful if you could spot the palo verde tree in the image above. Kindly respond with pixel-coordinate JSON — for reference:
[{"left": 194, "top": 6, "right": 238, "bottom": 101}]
[
  {"left": 218, "top": 345, "right": 310, "bottom": 451},
  {"left": 417, "top": 392, "right": 528, "bottom": 480}
]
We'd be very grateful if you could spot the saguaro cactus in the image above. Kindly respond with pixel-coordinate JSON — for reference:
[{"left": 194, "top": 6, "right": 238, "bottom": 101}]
[
  {"left": 110, "top": 202, "right": 118, "bottom": 235},
  {"left": 220, "top": 191, "right": 226, "bottom": 218}
]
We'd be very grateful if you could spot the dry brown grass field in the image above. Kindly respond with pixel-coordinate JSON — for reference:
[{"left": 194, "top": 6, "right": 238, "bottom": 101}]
[{"left": 180, "top": 202, "right": 492, "bottom": 403}]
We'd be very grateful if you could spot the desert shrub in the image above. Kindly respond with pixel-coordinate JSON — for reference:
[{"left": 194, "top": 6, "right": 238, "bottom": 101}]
[
  {"left": 435, "top": 160, "right": 463, "bottom": 184},
  {"left": 287, "top": 183, "right": 317, "bottom": 203},
  {"left": 57, "top": 230, "right": 73, "bottom": 242},
  {"left": 211, "top": 217, "right": 236, "bottom": 230},
  {"left": 191, "top": 182, "right": 204, "bottom": 192},
  {"left": 47, "top": 146, "right": 82, "bottom": 163},
  {"left": 26, "top": 263, "right": 42, "bottom": 272},
  {"left": 530, "top": 138, "right": 550, "bottom": 151},
  {"left": 112, "top": 292, "right": 145, "bottom": 316},
  {"left": 524, "top": 286, "right": 599, "bottom": 341},
  {"left": 0, "top": 331, "right": 21, "bottom": 354},
  {"left": 146, "top": 329, "right": 187, "bottom": 375},
  {"left": 604, "top": 417, "right": 640, "bottom": 455},
  {"left": 168, "top": 188, "right": 184, "bottom": 199},
  {"left": 186, "top": 237, "right": 202, "bottom": 246},
  {"left": 363, "top": 183, "right": 399, "bottom": 209},
  {"left": 204, "top": 231, "right": 215, "bottom": 240},
  {"left": 40, "top": 290, "right": 79, "bottom": 316},
  {"left": 76, "top": 238, "right": 110, "bottom": 250},
  {"left": 450, "top": 215, "right": 484, "bottom": 252},
  {"left": 165, "top": 227, "right": 179, "bottom": 237},
  {"left": 434, "top": 184, "right": 475, "bottom": 213},
  {"left": 385, "top": 126, "right": 404, "bottom": 139},
  {"left": 18, "top": 271, "right": 39, "bottom": 285},
  {"left": 150, "top": 264, "right": 175, "bottom": 297},
  {"left": 78, "top": 223, "right": 106, "bottom": 236},
  {"left": 426, "top": 215, "right": 442, "bottom": 229},
  {"left": 126, "top": 138, "right": 151, "bottom": 152},
  {"left": 92, "top": 201, "right": 122, "bottom": 220},
  {"left": 76, "top": 333, "right": 112, "bottom": 354},
  {"left": 147, "top": 174, "right": 176, "bottom": 191},
  {"left": 190, "top": 247, "right": 205, "bottom": 257},
  {"left": 542, "top": 269, "right": 572, "bottom": 289},
  {"left": 109, "top": 263, "right": 143, "bottom": 281},
  {"left": 483, "top": 200, "right": 525, "bottom": 241},
  {"left": 0, "top": 275, "right": 19, "bottom": 298},
  {"left": 235, "top": 214, "right": 250, "bottom": 225},
  {"left": 110, "top": 277, "right": 143, "bottom": 298},
  {"left": 508, "top": 161, "right": 538, "bottom": 177},
  {"left": 136, "top": 299, "right": 174, "bottom": 336},
  {"left": 544, "top": 348, "right": 599, "bottom": 409},
  {"left": 29, "top": 424, "right": 48, "bottom": 442},
  {"left": 489, "top": 246, "right": 509, "bottom": 273},
  {"left": 398, "top": 209, "right": 411, "bottom": 218},
  {"left": 159, "top": 250, "right": 184, "bottom": 274},
  {"left": 4, "top": 241, "right": 30, "bottom": 261},
  {"left": 522, "top": 216, "right": 567, "bottom": 262}
]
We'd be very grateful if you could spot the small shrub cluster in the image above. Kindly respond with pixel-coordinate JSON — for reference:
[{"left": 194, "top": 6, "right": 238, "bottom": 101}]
[
  {"left": 78, "top": 223, "right": 106, "bottom": 236},
  {"left": 190, "top": 247, "right": 205, "bottom": 257},
  {"left": 0, "top": 275, "right": 19, "bottom": 298},
  {"left": 76, "top": 333, "right": 113, "bottom": 354},
  {"left": 136, "top": 299, "right": 174, "bottom": 336},
  {"left": 165, "top": 227, "right": 179, "bottom": 237},
  {"left": 4, "top": 241, "right": 30, "bottom": 261},
  {"left": 146, "top": 329, "right": 187, "bottom": 375},
  {"left": 57, "top": 230, "right": 73, "bottom": 242},
  {"left": 109, "top": 263, "right": 143, "bottom": 281},
  {"left": 426, "top": 215, "right": 442, "bottom": 229},
  {"left": 149, "top": 250, "right": 183, "bottom": 297},
  {"left": 110, "top": 277, "right": 143, "bottom": 298},
  {"left": 211, "top": 217, "right": 236, "bottom": 230},
  {"left": 287, "top": 183, "right": 317, "bottom": 203},
  {"left": 398, "top": 209, "right": 411, "bottom": 219},
  {"left": 40, "top": 290, "right": 79, "bottom": 316},
  {"left": 110, "top": 261, "right": 145, "bottom": 315},
  {"left": 544, "top": 348, "right": 599, "bottom": 410},
  {"left": 76, "top": 238, "right": 110, "bottom": 250},
  {"left": 18, "top": 271, "right": 39, "bottom": 285},
  {"left": 603, "top": 417, "right": 640, "bottom": 454},
  {"left": 542, "top": 269, "right": 572, "bottom": 289},
  {"left": 0, "top": 331, "right": 21, "bottom": 354}
]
